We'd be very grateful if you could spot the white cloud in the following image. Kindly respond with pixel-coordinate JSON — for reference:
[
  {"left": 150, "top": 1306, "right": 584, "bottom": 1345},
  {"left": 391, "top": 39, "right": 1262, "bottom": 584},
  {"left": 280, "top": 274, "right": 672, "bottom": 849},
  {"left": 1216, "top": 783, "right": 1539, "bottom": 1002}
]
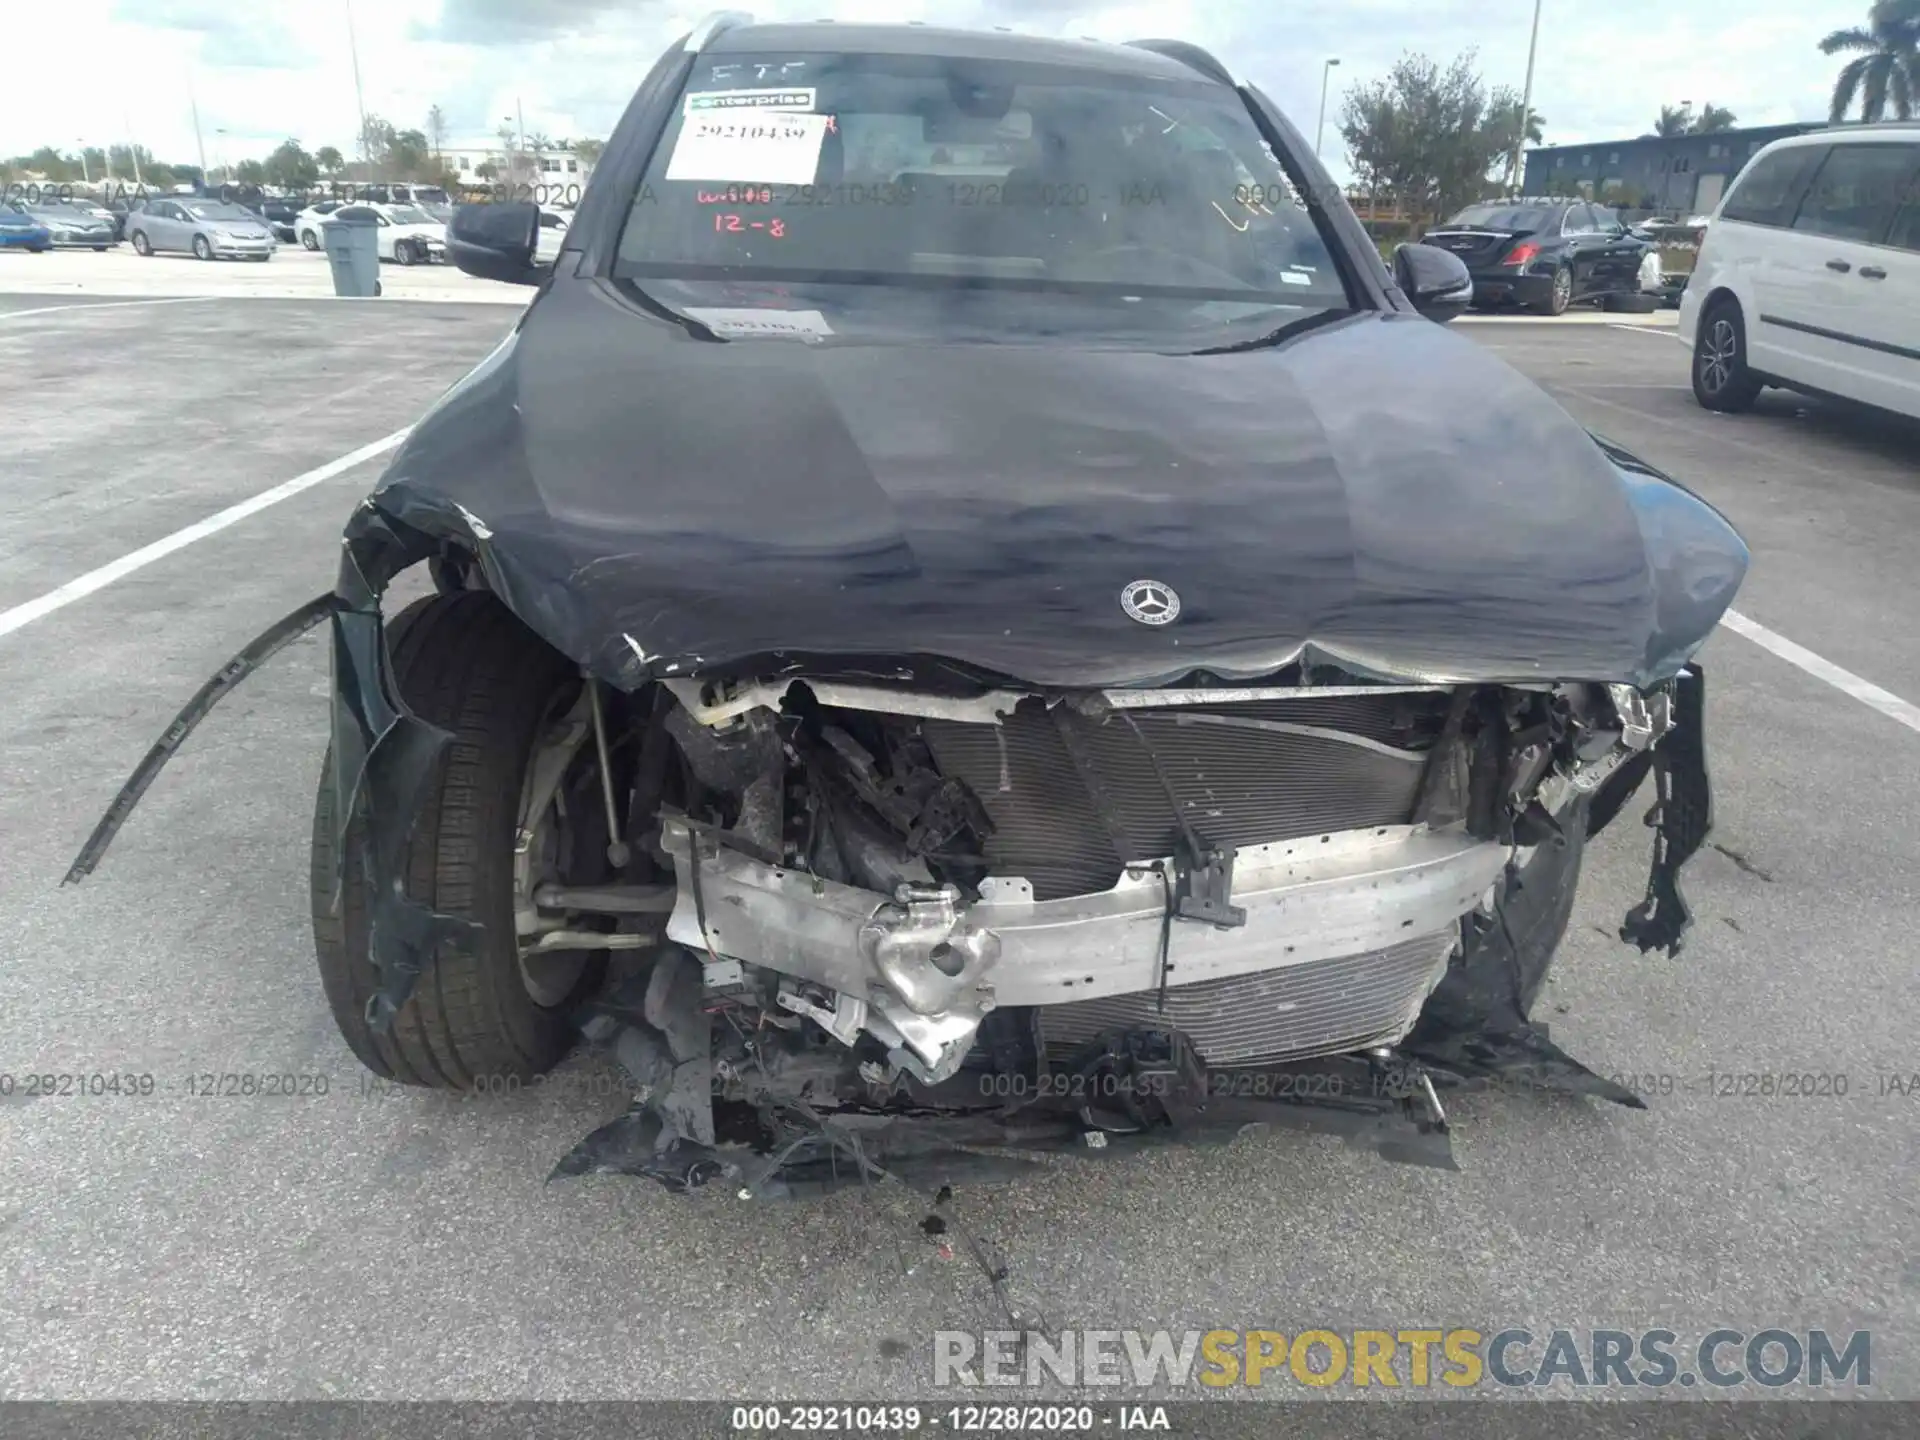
[{"left": 2, "top": 0, "right": 1873, "bottom": 181}]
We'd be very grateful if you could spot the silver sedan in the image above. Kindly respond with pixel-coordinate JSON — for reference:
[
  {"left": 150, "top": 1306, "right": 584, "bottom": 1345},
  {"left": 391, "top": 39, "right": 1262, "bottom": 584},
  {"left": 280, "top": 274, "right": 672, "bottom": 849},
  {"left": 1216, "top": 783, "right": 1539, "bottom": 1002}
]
[
  {"left": 126, "top": 198, "right": 277, "bottom": 261},
  {"left": 16, "top": 202, "right": 117, "bottom": 250}
]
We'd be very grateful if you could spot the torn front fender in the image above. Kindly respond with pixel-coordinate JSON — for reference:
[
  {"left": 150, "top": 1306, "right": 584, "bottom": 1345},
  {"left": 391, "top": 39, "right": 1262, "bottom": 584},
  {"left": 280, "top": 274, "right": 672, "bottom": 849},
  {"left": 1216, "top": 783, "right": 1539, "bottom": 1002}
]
[{"left": 324, "top": 503, "right": 475, "bottom": 1031}]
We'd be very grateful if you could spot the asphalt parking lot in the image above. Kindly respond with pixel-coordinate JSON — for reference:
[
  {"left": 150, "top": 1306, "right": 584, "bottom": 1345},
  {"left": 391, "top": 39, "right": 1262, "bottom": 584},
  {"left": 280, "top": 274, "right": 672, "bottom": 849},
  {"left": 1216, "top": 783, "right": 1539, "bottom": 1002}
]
[{"left": 2, "top": 285, "right": 1917, "bottom": 1405}]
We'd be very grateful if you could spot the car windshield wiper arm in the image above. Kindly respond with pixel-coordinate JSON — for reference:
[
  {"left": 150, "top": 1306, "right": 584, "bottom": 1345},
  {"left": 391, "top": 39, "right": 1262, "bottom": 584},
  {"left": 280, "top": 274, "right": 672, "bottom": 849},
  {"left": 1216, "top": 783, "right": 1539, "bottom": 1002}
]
[
  {"left": 612, "top": 277, "right": 724, "bottom": 343},
  {"left": 1188, "top": 307, "right": 1352, "bottom": 357}
]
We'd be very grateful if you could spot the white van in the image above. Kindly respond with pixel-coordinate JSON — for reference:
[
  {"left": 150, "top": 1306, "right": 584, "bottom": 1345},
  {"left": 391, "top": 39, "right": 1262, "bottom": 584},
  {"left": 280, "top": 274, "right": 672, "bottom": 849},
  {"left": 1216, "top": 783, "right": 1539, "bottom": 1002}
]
[{"left": 1680, "top": 123, "right": 1920, "bottom": 420}]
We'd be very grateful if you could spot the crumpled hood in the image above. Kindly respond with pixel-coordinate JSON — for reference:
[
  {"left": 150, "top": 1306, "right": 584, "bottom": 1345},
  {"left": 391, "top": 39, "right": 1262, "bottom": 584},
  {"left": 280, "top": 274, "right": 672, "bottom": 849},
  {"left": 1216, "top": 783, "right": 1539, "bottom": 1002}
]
[{"left": 367, "top": 278, "right": 1747, "bottom": 691}]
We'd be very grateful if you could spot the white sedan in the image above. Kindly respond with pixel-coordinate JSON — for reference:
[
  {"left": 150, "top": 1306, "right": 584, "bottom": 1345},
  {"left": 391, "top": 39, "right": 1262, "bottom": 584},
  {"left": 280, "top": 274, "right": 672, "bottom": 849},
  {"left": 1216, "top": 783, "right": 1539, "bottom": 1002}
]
[
  {"left": 293, "top": 201, "right": 346, "bottom": 249},
  {"left": 535, "top": 208, "right": 571, "bottom": 262},
  {"left": 323, "top": 202, "right": 448, "bottom": 264}
]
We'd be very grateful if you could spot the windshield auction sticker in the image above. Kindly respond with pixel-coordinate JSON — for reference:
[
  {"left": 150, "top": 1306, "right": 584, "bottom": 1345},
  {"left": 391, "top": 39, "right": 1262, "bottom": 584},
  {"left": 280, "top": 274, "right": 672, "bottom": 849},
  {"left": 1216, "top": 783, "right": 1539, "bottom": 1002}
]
[
  {"left": 684, "top": 88, "right": 816, "bottom": 114},
  {"left": 665, "top": 111, "right": 831, "bottom": 186}
]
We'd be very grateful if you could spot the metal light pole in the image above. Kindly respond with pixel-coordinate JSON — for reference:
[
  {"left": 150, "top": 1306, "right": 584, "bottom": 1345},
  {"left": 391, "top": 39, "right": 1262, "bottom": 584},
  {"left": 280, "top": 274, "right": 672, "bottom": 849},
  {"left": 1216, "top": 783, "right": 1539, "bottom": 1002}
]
[
  {"left": 1507, "top": 0, "right": 1544, "bottom": 194},
  {"left": 504, "top": 107, "right": 527, "bottom": 183},
  {"left": 78, "top": 141, "right": 90, "bottom": 184},
  {"left": 345, "top": 0, "right": 372, "bottom": 177},
  {"left": 215, "top": 128, "right": 228, "bottom": 186},
  {"left": 188, "top": 73, "right": 208, "bottom": 185},
  {"left": 1314, "top": 58, "right": 1341, "bottom": 158},
  {"left": 124, "top": 112, "right": 144, "bottom": 186}
]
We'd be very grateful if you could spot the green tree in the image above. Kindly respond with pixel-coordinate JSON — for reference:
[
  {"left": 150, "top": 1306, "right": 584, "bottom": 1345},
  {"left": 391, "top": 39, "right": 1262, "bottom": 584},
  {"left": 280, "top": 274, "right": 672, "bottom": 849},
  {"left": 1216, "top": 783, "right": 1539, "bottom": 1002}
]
[
  {"left": 357, "top": 113, "right": 398, "bottom": 174},
  {"left": 27, "top": 145, "right": 76, "bottom": 180},
  {"left": 1653, "top": 103, "right": 1693, "bottom": 136},
  {"left": 263, "top": 139, "right": 318, "bottom": 190},
  {"left": 1821, "top": 0, "right": 1919, "bottom": 121},
  {"left": 1338, "top": 52, "right": 1519, "bottom": 230},
  {"left": 571, "top": 137, "right": 605, "bottom": 169},
  {"left": 389, "top": 128, "right": 431, "bottom": 177},
  {"left": 1690, "top": 102, "right": 1738, "bottom": 132},
  {"left": 316, "top": 145, "right": 345, "bottom": 177},
  {"left": 235, "top": 159, "right": 267, "bottom": 185},
  {"left": 1507, "top": 103, "right": 1546, "bottom": 145}
]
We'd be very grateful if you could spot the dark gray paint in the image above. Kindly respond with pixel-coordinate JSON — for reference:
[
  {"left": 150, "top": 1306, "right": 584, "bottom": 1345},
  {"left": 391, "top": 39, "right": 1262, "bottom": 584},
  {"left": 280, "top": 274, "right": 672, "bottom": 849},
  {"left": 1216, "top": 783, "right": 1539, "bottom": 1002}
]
[{"left": 366, "top": 274, "right": 1748, "bottom": 693}]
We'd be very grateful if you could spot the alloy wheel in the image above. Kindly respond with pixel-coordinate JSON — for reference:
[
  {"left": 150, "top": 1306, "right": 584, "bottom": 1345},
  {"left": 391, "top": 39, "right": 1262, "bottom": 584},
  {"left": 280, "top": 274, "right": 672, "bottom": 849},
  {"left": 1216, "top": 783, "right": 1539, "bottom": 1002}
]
[{"left": 1699, "top": 317, "right": 1739, "bottom": 396}]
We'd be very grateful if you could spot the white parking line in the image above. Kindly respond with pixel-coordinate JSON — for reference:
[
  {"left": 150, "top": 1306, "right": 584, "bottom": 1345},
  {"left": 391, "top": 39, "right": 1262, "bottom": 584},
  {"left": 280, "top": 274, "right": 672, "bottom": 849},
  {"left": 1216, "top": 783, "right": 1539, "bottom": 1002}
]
[
  {"left": 0, "top": 296, "right": 217, "bottom": 322},
  {"left": 1722, "top": 609, "right": 1920, "bottom": 735},
  {"left": 0, "top": 430, "right": 409, "bottom": 640}
]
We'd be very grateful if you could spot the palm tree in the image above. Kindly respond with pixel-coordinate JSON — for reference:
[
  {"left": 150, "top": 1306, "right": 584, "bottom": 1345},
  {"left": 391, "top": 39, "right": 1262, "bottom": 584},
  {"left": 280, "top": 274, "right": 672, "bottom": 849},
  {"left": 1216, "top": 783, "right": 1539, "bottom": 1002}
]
[
  {"left": 1690, "top": 102, "right": 1738, "bottom": 132},
  {"left": 1821, "top": 0, "right": 1920, "bottom": 122},
  {"left": 1653, "top": 103, "right": 1693, "bottom": 137}
]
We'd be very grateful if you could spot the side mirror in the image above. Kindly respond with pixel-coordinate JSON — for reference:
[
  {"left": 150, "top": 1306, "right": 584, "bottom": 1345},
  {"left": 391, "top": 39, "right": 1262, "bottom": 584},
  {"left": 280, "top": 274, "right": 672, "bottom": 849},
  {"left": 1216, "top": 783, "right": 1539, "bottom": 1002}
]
[
  {"left": 447, "top": 200, "right": 546, "bottom": 286},
  {"left": 1392, "top": 242, "right": 1473, "bottom": 323}
]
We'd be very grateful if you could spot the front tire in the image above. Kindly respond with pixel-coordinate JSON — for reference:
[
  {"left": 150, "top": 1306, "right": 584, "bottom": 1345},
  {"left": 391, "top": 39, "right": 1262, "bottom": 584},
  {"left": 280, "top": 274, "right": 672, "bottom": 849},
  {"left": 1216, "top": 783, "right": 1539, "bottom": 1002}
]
[
  {"left": 301, "top": 229, "right": 319, "bottom": 251},
  {"left": 396, "top": 239, "right": 417, "bottom": 266},
  {"left": 1692, "top": 297, "right": 1763, "bottom": 413},
  {"left": 192, "top": 234, "right": 214, "bottom": 261},
  {"left": 310, "top": 591, "right": 605, "bottom": 1090}
]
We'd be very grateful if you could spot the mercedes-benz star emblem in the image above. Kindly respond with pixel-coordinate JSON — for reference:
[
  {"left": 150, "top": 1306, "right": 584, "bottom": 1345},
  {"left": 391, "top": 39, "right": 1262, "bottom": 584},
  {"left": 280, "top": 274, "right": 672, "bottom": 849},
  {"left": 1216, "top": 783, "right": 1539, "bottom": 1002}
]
[{"left": 1121, "top": 579, "right": 1180, "bottom": 626}]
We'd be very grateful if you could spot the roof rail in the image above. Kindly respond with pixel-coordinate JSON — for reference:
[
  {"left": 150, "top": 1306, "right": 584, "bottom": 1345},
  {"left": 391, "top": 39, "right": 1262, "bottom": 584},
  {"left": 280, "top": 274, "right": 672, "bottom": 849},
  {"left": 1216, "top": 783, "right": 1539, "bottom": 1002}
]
[
  {"left": 1123, "top": 39, "right": 1234, "bottom": 87},
  {"left": 684, "top": 11, "right": 753, "bottom": 52}
]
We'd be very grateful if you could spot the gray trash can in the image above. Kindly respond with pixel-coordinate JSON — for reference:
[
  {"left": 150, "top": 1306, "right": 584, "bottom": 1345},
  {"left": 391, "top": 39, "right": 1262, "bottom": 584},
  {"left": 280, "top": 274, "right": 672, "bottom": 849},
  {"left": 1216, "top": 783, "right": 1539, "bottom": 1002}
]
[{"left": 321, "top": 215, "right": 381, "bottom": 298}]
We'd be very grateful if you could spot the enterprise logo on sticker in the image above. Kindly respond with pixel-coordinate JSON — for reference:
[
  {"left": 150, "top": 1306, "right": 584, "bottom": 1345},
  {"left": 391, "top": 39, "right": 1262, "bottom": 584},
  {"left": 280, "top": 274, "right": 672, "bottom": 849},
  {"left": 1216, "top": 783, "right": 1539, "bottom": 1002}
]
[{"left": 685, "top": 88, "right": 816, "bottom": 114}]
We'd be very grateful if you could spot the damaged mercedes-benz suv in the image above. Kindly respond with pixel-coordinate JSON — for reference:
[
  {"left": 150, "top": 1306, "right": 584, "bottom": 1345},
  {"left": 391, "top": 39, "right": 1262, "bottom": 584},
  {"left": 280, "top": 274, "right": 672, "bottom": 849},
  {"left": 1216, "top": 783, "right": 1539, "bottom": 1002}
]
[{"left": 69, "top": 17, "right": 1748, "bottom": 1197}]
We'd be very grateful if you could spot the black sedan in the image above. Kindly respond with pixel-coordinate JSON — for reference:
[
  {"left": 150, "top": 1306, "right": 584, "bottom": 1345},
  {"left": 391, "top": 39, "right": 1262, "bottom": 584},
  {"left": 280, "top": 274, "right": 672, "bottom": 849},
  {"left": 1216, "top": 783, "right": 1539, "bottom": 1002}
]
[
  {"left": 251, "top": 198, "right": 303, "bottom": 244},
  {"left": 1422, "top": 198, "right": 1652, "bottom": 315}
]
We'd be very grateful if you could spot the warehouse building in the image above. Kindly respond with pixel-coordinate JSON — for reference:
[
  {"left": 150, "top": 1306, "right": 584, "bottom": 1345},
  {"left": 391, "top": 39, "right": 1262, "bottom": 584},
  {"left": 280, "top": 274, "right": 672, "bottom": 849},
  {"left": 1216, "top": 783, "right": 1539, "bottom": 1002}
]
[{"left": 1521, "top": 122, "right": 1825, "bottom": 216}]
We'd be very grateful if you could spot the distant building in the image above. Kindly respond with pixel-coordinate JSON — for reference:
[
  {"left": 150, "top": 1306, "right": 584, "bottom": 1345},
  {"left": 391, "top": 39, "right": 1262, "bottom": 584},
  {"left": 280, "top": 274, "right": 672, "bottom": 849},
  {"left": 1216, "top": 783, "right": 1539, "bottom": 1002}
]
[
  {"left": 1522, "top": 123, "right": 1826, "bottom": 216},
  {"left": 442, "top": 140, "right": 593, "bottom": 195}
]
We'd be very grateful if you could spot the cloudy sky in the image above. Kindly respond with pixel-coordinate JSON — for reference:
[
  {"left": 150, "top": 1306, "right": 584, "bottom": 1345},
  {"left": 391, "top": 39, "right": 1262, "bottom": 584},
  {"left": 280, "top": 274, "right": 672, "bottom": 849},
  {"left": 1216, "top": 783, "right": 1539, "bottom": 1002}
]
[{"left": 4, "top": 0, "right": 1867, "bottom": 180}]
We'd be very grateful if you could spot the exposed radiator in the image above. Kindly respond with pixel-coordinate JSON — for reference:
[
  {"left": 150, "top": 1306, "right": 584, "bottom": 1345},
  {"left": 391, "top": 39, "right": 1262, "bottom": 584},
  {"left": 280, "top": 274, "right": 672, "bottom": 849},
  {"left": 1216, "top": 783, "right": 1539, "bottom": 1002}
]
[
  {"left": 1036, "top": 933, "right": 1457, "bottom": 1067},
  {"left": 922, "top": 693, "right": 1446, "bottom": 901}
]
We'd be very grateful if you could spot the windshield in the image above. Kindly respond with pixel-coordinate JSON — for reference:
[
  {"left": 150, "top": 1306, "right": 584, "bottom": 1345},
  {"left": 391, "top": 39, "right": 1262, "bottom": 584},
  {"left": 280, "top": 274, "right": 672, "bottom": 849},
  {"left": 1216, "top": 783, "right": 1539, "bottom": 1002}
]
[
  {"left": 1444, "top": 204, "right": 1553, "bottom": 231},
  {"left": 616, "top": 51, "right": 1348, "bottom": 309},
  {"left": 385, "top": 205, "right": 433, "bottom": 225},
  {"left": 186, "top": 203, "right": 257, "bottom": 222}
]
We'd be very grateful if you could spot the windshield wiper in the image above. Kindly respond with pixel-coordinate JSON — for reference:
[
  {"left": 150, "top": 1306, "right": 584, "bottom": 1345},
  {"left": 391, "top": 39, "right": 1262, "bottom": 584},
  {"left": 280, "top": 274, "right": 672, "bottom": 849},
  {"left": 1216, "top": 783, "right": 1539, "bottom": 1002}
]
[
  {"left": 612, "top": 277, "right": 724, "bottom": 342},
  {"left": 1187, "top": 306, "right": 1352, "bottom": 357}
]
